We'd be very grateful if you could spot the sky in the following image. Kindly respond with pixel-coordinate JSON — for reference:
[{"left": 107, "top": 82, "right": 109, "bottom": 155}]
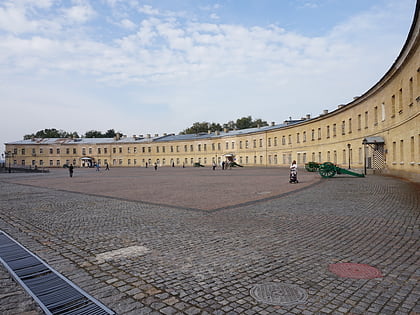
[{"left": 0, "top": 0, "right": 417, "bottom": 152}]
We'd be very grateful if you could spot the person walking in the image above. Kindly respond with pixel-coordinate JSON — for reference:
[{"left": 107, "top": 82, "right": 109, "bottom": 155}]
[
  {"left": 212, "top": 161, "right": 216, "bottom": 170},
  {"left": 154, "top": 162, "right": 158, "bottom": 170},
  {"left": 69, "top": 164, "right": 74, "bottom": 178},
  {"left": 105, "top": 162, "right": 109, "bottom": 170}
]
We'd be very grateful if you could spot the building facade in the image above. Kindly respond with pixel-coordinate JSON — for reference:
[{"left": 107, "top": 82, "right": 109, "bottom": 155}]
[{"left": 4, "top": 2, "right": 420, "bottom": 183}]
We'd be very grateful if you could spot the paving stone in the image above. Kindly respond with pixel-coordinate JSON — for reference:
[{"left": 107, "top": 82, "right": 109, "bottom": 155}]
[{"left": 0, "top": 171, "right": 418, "bottom": 314}]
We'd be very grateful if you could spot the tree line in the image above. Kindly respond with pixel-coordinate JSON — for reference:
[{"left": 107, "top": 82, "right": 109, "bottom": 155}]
[{"left": 23, "top": 116, "right": 268, "bottom": 139}]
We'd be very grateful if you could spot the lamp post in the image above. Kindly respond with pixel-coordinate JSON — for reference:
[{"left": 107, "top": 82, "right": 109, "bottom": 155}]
[
  {"left": 347, "top": 143, "right": 351, "bottom": 169},
  {"left": 362, "top": 139, "right": 367, "bottom": 175}
]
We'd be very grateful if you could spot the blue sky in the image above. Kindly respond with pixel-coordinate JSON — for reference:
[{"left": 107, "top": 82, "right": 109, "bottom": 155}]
[{"left": 0, "top": 0, "right": 416, "bottom": 151}]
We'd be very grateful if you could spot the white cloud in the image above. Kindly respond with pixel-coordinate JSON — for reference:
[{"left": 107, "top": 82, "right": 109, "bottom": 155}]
[
  {"left": 119, "top": 18, "right": 136, "bottom": 30},
  {"left": 62, "top": 2, "right": 96, "bottom": 24}
]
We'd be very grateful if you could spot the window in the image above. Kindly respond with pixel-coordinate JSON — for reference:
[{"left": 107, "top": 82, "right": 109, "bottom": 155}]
[
  {"left": 82, "top": 148, "right": 86, "bottom": 155},
  {"left": 142, "top": 147, "right": 145, "bottom": 153},
  {"left": 253, "top": 139, "right": 257, "bottom": 148},
  {"left": 98, "top": 148, "right": 101, "bottom": 154},
  {"left": 240, "top": 141, "right": 243, "bottom": 149},
  {"left": 282, "top": 136, "right": 286, "bottom": 145},
  {"left": 348, "top": 118, "right": 352, "bottom": 133},
  {"left": 311, "top": 129, "right": 315, "bottom": 141},
  {"left": 245, "top": 140, "right": 249, "bottom": 148},
  {"left": 288, "top": 135, "right": 291, "bottom": 144},
  {"left": 232, "top": 142, "right": 235, "bottom": 149},
  {"left": 113, "top": 147, "right": 116, "bottom": 154},
  {"left": 218, "top": 143, "right": 221, "bottom": 150},
  {"left": 326, "top": 126, "right": 330, "bottom": 138},
  {"left": 259, "top": 139, "right": 263, "bottom": 147},
  {"left": 357, "top": 114, "right": 362, "bottom": 130},
  {"left": 32, "top": 148, "right": 36, "bottom": 155},
  {"left": 410, "top": 136, "right": 415, "bottom": 162},
  {"left": 198, "top": 144, "right": 201, "bottom": 151},
  {"left": 268, "top": 138, "right": 271, "bottom": 147},
  {"left": 40, "top": 148, "right": 44, "bottom": 154},
  {"left": 374, "top": 106, "right": 378, "bottom": 125},
  {"left": 134, "top": 147, "right": 137, "bottom": 153},
  {"left": 398, "top": 88, "right": 403, "bottom": 113},
  {"left": 22, "top": 148, "right": 26, "bottom": 155},
  {"left": 190, "top": 145, "right": 194, "bottom": 152},
  {"left": 317, "top": 128, "right": 321, "bottom": 140},
  {"left": 400, "top": 140, "right": 404, "bottom": 163},
  {"left": 203, "top": 144, "right": 206, "bottom": 151},
  {"left": 341, "top": 121, "right": 345, "bottom": 135},
  {"left": 127, "top": 147, "right": 131, "bottom": 153},
  {"left": 364, "top": 111, "right": 369, "bottom": 129},
  {"left": 274, "top": 137, "right": 277, "bottom": 146},
  {"left": 225, "top": 142, "right": 229, "bottom": 149},
  {"left": 392, "top": 141, "right": 397, "bottom": 162},
  {"left": 212, "top": 143, "right": 215, "bottom": 151},
  {"left": 391, "top": 95, "right": 396, "bottom": 116},
  {"left": 171, "top": 146, "right": 174, "bottom": 152},
  {"left": 73, "top": 148, "right": 77, "bottom": 154},
  {"left": 50, "top": 148, "right": 53, "bottom": 154},
  {"left": 66, "top": 148, "right": 70, "bottom": 154},
  {"left": 296, "top": 133, "right": 300, "bottom": 143},
  {"left": 184, "top": 145, "right": 188, "bottom": 152},
  {"left": 303, "top": 131, "right": 306, "bottom": 142},
  {"left": 118, "top": 147, "right": 122, "bottom": 153},
  {"left": 89, "top": 148, "right": 93, "bottom": 154},
  {"left": 156, "top": 146, "right": 159, "bottom": 153},
  {"left": 381, "top": 103, "right": 386, "bottom": 121},
  {"left": 409, "top": 77, "right": 414, "bottom": 105}
]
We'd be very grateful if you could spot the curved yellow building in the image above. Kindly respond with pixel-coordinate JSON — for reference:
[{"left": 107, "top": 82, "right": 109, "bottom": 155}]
[{"left": 4, "top": 2, "right": 420, "bottom": 183}]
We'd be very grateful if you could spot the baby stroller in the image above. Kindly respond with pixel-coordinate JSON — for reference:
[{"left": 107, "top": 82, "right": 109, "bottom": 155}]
[{"left": 289, "top": 166, "right": 298, "bottom": 183}]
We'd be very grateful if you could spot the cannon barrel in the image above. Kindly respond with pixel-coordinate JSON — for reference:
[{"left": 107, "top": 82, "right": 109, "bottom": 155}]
[{"left": 318, "top": 162, "right": 364, "bottom": 178}]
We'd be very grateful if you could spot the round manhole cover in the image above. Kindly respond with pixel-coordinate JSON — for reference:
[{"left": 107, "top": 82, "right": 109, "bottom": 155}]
[
  {"left": 250, "top": 283, "right": 307, "bottom": 306},
  {"left": 329, "top": 263, "right": 382, "bottom": 279}
]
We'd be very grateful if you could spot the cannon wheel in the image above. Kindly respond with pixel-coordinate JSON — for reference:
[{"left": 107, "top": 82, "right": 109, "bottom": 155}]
[{"left": 319, "top": 162, "right": 336, "bottom": 178}]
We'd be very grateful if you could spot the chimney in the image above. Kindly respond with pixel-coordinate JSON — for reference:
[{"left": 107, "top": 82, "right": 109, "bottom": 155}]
[
  {"left": 163, "top": 133, "right": 167, "bottom": 136},
  {"left": 271, "top": 122, "right": 275, "bottom": 126},
  {"left": 321, "top": 110, "right": 328, "bottom": 115},
  {"left": 146, "top": 134, "right": 151, "bottom": 138},
  {"left": 306, "top": 114, "right": 311, "bottom": 120},
  {"left": 155, "top": 134, "right": 159, "bottom": 137}
]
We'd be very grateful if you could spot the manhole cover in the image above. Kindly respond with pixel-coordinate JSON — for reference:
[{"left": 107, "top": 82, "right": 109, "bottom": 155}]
[
  {"left": 329, "top": 263, "right": 382, "bottom": 279},
  {"left": 250, "top": 283, "right": 307, "bottom": 306}
]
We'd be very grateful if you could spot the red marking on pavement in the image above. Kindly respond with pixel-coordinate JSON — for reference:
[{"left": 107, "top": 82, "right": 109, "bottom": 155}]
[{"left": 328, "top": 263, "right": 383, "bottom": 279}]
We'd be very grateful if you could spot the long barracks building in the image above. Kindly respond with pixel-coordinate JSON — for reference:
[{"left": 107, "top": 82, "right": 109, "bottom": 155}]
[{"left": 5, "top": 2, "right": 420, "bottom": 183}]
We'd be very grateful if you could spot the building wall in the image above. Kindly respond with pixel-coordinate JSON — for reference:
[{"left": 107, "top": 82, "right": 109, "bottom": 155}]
[{"left": 5, "top": 3, "right": 420, "bottom": 182}]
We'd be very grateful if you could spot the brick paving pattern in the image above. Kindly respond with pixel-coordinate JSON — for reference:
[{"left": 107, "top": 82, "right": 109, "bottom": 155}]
[{"left": 0, "top": 167, "right": 419, "bottom": 314}]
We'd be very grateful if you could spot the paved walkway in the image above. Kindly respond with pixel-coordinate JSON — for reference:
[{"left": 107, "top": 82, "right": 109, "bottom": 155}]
[{"left": 0, "top": 167, "right": 419, "bottom": 314}]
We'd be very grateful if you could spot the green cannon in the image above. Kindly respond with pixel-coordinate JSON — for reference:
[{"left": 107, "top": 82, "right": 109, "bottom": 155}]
[
  {"left": 304, "top": 161, "right": 320, "bottom": 172},
  {"left": 318, "top": 162, "right": 365, "bottom": 178}
]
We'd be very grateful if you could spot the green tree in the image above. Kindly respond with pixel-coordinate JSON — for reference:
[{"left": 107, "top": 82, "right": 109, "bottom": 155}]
[
  {"left": 23, "top": 128, "right": 77, "bottom": 139},
  {"left": 104, "top": 129, "right": 117, "bottom": 138},
  {"left": 181, "top": 122, "right": 222, "bottom": 134},
  {"left": 84, "top": 130, "right": 104, "bottom": 138},
  {"left": 235, "top": 116, "right": 253, "bottom": 129}
]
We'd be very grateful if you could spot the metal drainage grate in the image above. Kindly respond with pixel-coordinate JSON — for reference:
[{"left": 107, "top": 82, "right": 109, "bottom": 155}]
[
  {"left": 250, "top": 282, "right": 307, "bottom": 306},
  {"left": 0, "top": 231, "right": 115, "bottom": 315}
]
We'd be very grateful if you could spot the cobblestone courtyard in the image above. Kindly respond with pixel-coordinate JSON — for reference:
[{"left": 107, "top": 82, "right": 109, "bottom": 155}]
[{"left": 0, "top": 167, "right": 419, "bottom": 314}]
